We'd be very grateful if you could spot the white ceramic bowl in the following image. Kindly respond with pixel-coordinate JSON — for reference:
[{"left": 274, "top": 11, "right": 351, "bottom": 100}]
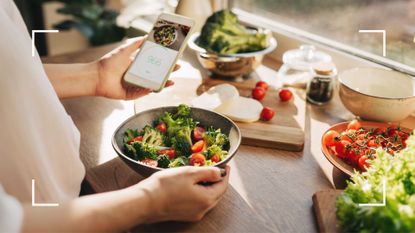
[{"left": 338, "top": 67, "right": 415, "bottom": 122}]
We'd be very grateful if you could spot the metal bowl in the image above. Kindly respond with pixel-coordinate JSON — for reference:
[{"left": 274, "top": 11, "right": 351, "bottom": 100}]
[
  {"left": 188, "top": 31, "right": 277, "bottom": 79},
  {"left": 112, "top": 106, "right": 242, "bottom": 177}
]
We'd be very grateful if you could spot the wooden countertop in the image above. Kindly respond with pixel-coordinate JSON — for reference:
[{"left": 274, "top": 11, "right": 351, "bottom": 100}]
[{"left": 42, "top": 42, "right": 415, "bottom": 233}]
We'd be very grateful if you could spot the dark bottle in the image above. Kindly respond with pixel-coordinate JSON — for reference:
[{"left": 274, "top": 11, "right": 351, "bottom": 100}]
[{"left": 306, "top": 63, "right": 336, "bottom": 105}]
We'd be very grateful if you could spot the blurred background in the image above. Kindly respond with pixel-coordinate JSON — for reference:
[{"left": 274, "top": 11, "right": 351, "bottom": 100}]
[{"left": 16, "top": 0, "right": 414, "bottom": 68}]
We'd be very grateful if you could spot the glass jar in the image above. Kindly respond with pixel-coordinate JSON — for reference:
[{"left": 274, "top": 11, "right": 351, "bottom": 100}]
[{"left": 306, "top": 63, "right": 337, "bottom": 105}]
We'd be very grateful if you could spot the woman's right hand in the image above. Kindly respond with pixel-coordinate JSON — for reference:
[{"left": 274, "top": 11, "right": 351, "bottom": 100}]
[{"left": 134, "top": 166, "right": 230, "bottom": 223}]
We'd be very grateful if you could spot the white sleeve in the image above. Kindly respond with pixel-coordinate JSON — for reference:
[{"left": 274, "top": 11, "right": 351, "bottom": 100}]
[{"left": 0, "top": 185, "right": 23, "bottom": 233}]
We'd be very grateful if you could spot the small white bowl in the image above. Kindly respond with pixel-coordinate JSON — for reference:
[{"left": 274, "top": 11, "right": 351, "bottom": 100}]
[{"left": 338, "top": 67, "right": 415, "bottom": 122}]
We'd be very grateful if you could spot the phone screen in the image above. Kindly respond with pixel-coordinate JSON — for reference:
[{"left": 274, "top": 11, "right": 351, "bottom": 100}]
[{"left": 128, "top": 18, "right": 191, "bottom": 86}]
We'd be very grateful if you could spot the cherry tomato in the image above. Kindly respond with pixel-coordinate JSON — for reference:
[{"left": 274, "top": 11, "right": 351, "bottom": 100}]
[
  {"left": 347, "top": 149, "right": 359, "bottom": 166},
  {"left": 191, "top": 140, "right": 205, "bottom": 153},
  {"left": 193, "top": 127, "right": 205, "bottom": 141},
  {"left": 335, "top": 140, "right": 351, "bottom": 158},
  {"left": 278, "top": 89, "right": 293, "bottom": 102},
  {"left": 388, "top": 128, "right": 398, "bottom": 137},
  {"left": 323, "top": 130, "right": 339, "bottom": 147},
  {"left": 141, "top": 158, "right": 158, "bottom": 167},
  {"left": 189, "top": 153, "right": 206, "bottom": 166},
  {"left": 158, "top": 149, "right": 176, "bottom": 159},
  {"left": 252, "top": 87, "right": 266, "bottom": 101},
  {"left": 358, "top": 155, "right": 369, "bottom": 171},
  {"left": 127, "top": 135, "right": 143, "bottom": 144},
  {"left": 347, "top": 120, "right": 361, "bottom": 130},
  {"left": 210, "top": 154, "right": 220, "bottom": 163},
  {"left": 367, "top": 139, "right": 380, "bottom": 148},
  {"left": 255, "top": 81, "right": 269, "bottom": 91},
  {"left": 260, "top": 107, "right": 275, "bottom": 121},
  {"left": 339, "top": 133, "right": 353, "bottom": 143},
  {"left": 156, "top": 122, "right": 167, "bottom": 133}
]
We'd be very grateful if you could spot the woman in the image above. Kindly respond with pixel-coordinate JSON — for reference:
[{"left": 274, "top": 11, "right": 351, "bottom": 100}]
[{"left": 0, "top": 1, "right": 229, "bottom": 232}]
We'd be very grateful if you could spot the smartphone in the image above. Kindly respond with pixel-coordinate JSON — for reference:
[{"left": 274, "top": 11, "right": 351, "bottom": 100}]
[{"left": 123, "top": 13, "right": 195, "bottom": 92}]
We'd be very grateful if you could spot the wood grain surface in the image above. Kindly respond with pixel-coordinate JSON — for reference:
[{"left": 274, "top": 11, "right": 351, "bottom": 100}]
[{"left": 312, "top": 190, "right": 342, "bottom": 233}]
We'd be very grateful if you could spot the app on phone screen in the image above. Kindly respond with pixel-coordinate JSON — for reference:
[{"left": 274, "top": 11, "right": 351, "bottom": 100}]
[{"left": 129, "top": 19, "right": 191, "bottom": 83}]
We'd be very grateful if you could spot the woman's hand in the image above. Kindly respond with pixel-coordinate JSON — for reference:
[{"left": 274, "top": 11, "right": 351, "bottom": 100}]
[
  {"left": 134, "top": 166, "right": 230, "bottom": 223},
  {"left": 95, "top": 37, "right": 176, "bottom": 100}
]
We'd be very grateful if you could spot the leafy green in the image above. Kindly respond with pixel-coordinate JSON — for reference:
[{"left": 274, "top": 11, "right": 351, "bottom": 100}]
[
  {"left": 205, "top": 144, "right": 228, "bottom": 161},
  {"left": 336, "top": 132, "right": 415, "bottom": 233},
  {"left": 168, "top": 156, "right": 188, "bottom": 168},
  {"left": 204, "top": 128, "right": 229, "bottom": 149},
  {"left": 196, "top": 10, "right": 268, "bottom": 54}
]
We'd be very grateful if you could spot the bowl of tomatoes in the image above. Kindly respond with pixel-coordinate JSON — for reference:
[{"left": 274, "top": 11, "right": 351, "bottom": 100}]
[{"left": 322, "top": 120, "right": 412, "bottom": 176}]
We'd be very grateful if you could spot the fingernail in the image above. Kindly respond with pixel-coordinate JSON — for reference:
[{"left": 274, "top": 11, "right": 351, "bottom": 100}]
[{"left": 219, "top": 168, "right": 226, "bottom": 177}]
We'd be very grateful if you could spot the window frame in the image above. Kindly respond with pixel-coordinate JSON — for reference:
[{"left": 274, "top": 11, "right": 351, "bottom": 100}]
[{"left": 230, "top": 7, "right": 415, "bottom": 77}]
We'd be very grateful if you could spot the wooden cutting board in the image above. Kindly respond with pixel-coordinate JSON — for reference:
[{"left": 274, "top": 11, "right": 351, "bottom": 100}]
[
  {"left": 312, "top": 190, "right": 343, "bottom": 233},
  {"left": 197, "top": 78, "right": 306, "bottom": 152}
]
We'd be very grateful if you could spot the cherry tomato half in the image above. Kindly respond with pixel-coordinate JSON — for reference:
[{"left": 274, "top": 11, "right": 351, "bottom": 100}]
[
  {"left": 189, "top": 153, "right": 206, "bottom": 166},
  {"left": 358, "top": 155, "right": 369, "bottom": 171},
  {"left": 193, "top": 127, "right": 205, "bottom": 141},
  {"left": 128, "top": 135, "right": 143, "bottom": 144},
  {"left": 252, "top": 87, "right": 266, "bottom": 101},
  {"left": 260, "top": 107, "right": 275, "bottom": 121},
  {"left": 156, "top": 122, "right": 167, "bottom": 133},
  {"left": 211, "top": 154, "right": 220, "bottom": 163},
  {"left": 323, "top": 130, "right": 339, "bottom": 147},
  {"left": 347, "top": 120, "right": 361, "bottom": 131},
  {"left": 158, "top": 149, "right": 176, "bottom": 159},
  {"left": 255, "top": 81, "right": 269, "bottom": 91},
  {"left": 191, "top": 140, "right": 205, "bottom": 153},
  {"left": 278, "top": 89, "right": 293, "bottom": 102}
]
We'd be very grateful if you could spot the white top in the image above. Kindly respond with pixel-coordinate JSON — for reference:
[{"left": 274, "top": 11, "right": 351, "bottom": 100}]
[{"left": 0, "top": 1, "right": 85, "bottom": 231}]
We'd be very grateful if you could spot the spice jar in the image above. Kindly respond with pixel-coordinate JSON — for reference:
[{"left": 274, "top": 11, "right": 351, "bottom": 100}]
[{"left": 306, "top": 62, "right": 336, "bottom": 105}]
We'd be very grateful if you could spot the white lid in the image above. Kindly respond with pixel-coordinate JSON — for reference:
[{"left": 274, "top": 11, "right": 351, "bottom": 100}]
[{"left": 282, "top": 45, "right": 332, "bottom": 71}]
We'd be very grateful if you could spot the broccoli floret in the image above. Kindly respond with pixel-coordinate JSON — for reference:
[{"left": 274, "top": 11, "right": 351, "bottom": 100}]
[
  {"left": 197, "top": 9, "right": 268, "bottom": 54},
  {"left": 131, "top": 142, "right": 158, "bottom": 160},
  {"left": 205, "top": 145, "right": 228, "bottom": 161},
  {"left": 174, "top": 104, "right": 192, "bottom": 119},
  {"left": 157, "top": 154, "right": 170, "bottom": 168},
  {"left": 142, "top": 125, "right": 165, "bottom": 146},
  {"left": 124, "top": 143, "right": 137, "bottom": 160},
  {"left": 123, "top": 128, "right": 139, "bottom": 143},
  {"left": 172, "top": 127, "right": 193, "bottom": 157},
  {"left": 168, "top": 156, "right": 188, "bottom": 168},
  {"left": 204, "top": 128, "right": 229, "bottom": 149}
]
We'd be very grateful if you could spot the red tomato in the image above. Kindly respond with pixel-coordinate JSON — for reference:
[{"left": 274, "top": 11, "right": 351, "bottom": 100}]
[
  {"left": 141, "top": 158, "right": 158, "bottom": 167},
  {"left": 193, "top": 127, "right": 205, "bottom": 141},
  {"left": 278, "top": 89, "right": 293, "bottom": 102},
  {"left": 189, "top": 153, "right": 206, "bottom": 166},
  {"left": 335, "top": 140, "right": 351, "bottom": 158},
  {"left": 323, "top": 130, "right": 339, "bottom": 147},
  {"left": 339, "top": 133, "right": 353, "bottom": 143},
  {"left": 388, "top": 128, "right": 398, "bottom": 137},
  {"left": 211, "top": 154, "right": 220, "bottom": 163},
  {"left": 358, "top": 155, "right": 369, "bottom": 171},
  {"left": 156, "top": 122, "right": 167, "bottom": 133},
  {"left": 260, "top": 107, "right": 275, "bottom": 121},
  {"left": 347, "top": 149, "right": 359, "bottom": 166},
  {"left": 367, "top": 139, "right": 380, "bottom": 148},
  {"left": 252, "top": 87, "right": 266, "bottom": 101},
  {"left": 255, "top": 81, "right": 269, "bottom": 91},
  {"left": 347, "top": 120, "right": 361, "bottom": 130},
  {"left": 158, "top": 149, "right": 176, "bottom": 159},
  {"left": 127, "top": 135, "right": 143, "bottom": 144},
  {"left": 191, "top": 140, "right": 205, "bottom": 153}
]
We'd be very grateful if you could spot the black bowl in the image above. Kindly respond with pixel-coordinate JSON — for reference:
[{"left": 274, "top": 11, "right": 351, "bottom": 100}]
[{"left": 112, "top": 106, "right": 241, "bottom": 177}]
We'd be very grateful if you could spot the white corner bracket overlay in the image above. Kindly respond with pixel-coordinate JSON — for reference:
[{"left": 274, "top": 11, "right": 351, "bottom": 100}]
[
  {"left": 31, "top": 30, "right": 59, "bottom": 57},
  {"left": 358, "top": 178, "right": 386, "bottom": 207},
  {"left": 31, "top": 179, "right": 59, "bottom": 207},
  {"left": 358, "top": 29, "right": 386, "bottom": 57}
]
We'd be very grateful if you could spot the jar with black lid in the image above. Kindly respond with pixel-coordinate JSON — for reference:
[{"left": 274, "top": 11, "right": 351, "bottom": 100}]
[{"left": 306, "top": 62, "right": 337, "bottom": 105}]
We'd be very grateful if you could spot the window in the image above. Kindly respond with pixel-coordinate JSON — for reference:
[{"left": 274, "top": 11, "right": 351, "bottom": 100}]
[{"left": 232, "top": 0, "right": 415, "bottom": 68}]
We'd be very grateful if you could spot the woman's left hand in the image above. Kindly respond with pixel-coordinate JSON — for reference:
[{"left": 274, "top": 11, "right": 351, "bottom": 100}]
[{"left": 95, "top": 37, "right": 177, "bottom": 100}]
